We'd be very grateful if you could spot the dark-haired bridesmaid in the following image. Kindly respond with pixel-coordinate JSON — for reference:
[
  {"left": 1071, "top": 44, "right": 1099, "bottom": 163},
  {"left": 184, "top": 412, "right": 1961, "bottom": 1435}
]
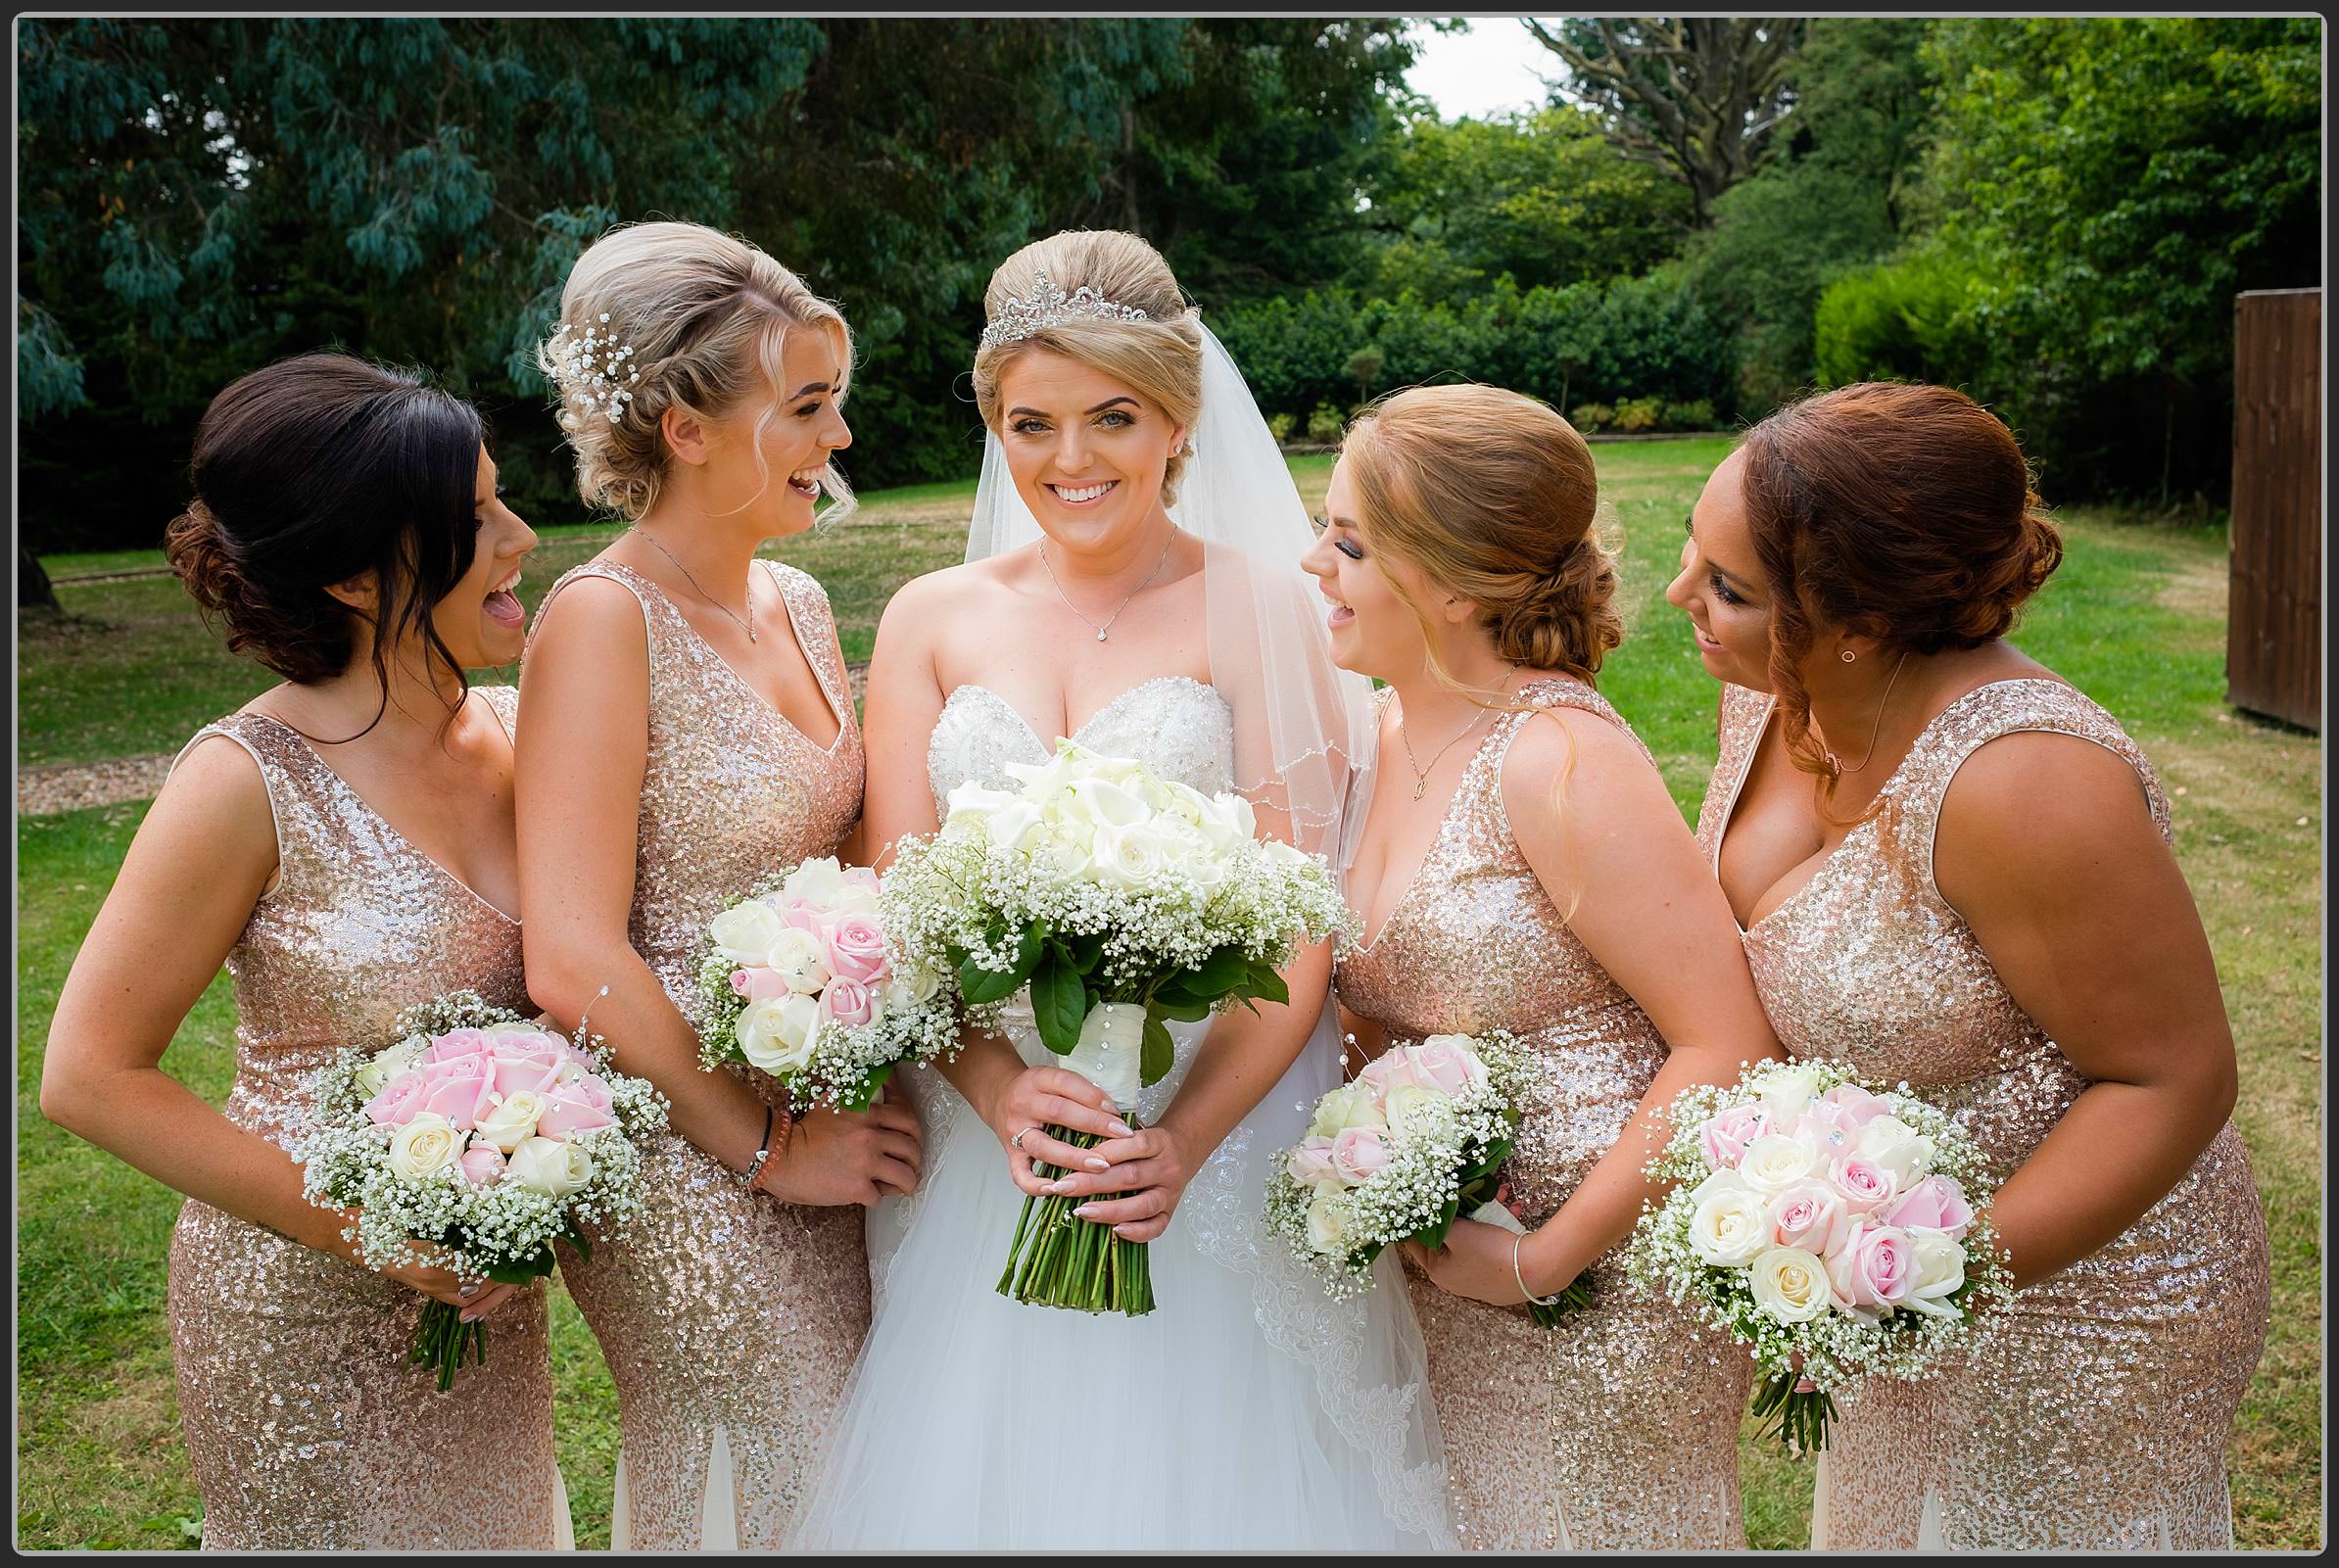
[
  {"left": 1670, "top": 381, "right": 2270, "bottom": 1549},
  {"left": 39, "top": 354, "right": 569, "bottom": 1548}
]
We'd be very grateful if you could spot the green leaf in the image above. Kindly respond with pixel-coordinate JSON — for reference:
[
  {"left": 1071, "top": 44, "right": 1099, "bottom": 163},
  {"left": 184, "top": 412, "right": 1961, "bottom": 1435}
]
[
  {"left": 1184, "top": 943, "right": 1249, "bottom": 997},
  {"left": 1031, "top": 949, "right": 1088, "bottom": 1055},
  {"left": 1150, "top": 991, "right": 1213, "bottom": 1022},
  {"left": 1140, "top": 1010, "right": 1177, "bottom": 1086},
  {"left": 1242, "top": 964, "right": 1290, "bottom": 1007},
  {"left": 839, "top": 1060, "right": 896, "bottom": 1111},
  {"left": 483, "top": 1247, "right": 557, "bottom": 1286},
  {"left": 959, "top": 921, "right": 1043, "bottom": 1004}
]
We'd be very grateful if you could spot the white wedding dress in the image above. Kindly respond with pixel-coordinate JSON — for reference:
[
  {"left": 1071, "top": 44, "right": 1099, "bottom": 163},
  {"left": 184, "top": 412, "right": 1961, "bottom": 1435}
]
[{"left": 785, "top": 676, "right": 1456, "bottom": 1549}]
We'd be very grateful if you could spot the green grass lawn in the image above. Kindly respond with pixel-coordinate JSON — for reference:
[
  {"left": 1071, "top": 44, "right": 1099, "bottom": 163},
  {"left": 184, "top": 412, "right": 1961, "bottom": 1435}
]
[{"left": 16, "top": 437, "right": 2321, "bottom": 1548}]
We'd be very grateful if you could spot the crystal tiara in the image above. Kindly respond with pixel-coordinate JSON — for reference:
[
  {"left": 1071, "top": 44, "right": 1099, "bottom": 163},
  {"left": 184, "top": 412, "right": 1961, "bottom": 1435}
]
[{"left": 979, "top": 267, "right": 1151, "bottom": 349}]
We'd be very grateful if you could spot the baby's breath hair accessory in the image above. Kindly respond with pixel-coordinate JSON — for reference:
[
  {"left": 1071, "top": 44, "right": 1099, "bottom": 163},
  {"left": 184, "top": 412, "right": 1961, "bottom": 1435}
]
[
  {"left": 978, "top": 266, "right": 1152, "bottom": 349},
  {"left": 546, "top": 311, "right": 641, "bottom": 429}
]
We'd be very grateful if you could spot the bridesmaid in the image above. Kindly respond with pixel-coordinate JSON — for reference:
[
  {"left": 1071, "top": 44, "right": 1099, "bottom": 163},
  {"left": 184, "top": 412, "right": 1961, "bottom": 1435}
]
[
  {"left": 1670, "top": 381, "right": 2271, "bottom": 1548},
  {"left": 1305, "top": 385, "right": 1779, "bottom": 1548},
  {"left": 514, "top": 221, "right": 922, "bottom": 1549},
  {"left": 40, "top": 355, "right": 566, "bottom": 1547}
]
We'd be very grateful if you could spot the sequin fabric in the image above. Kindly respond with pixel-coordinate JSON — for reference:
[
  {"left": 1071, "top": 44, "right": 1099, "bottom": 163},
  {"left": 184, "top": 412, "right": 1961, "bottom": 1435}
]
[
  {"left": 1698, "top": 678, "right": 2272, "bottom": 1549},
  {"left": 1335, "top": 678, "right": 1751, "bottom": 1550},
  {"left": 529, "top": 560, "right": 869, "bottom": 1549},
  {"left": 164, "top": 688, "right": 562, "bottom": 1550}
]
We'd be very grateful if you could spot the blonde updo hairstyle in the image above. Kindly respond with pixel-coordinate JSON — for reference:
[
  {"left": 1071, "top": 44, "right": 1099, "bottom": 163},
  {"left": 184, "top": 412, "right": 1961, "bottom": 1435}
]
[
  {"left": 969, "top": 229, "right": 1204, "bottom": 506},
  {"left": 539, "top": 220, "right": 853, "bottom": 522},
  {"left": 1339, "top": 383, "right": 1622, "bottom": 686}
]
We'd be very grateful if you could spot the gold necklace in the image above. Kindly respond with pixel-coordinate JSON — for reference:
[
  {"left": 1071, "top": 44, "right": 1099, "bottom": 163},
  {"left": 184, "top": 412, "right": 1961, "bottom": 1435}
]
[
  {"left": 1825, "top": 651, "right": 1911, "bottom": 775},
  {"left": 1398, "top": 670, "right": 1518, "bottom": 800},
  {"left": 1037, "top": 531, "right": 1176, "bottom": 642},
  {"left": 630, "top": 526, "right": 755, "bottom": 642}
]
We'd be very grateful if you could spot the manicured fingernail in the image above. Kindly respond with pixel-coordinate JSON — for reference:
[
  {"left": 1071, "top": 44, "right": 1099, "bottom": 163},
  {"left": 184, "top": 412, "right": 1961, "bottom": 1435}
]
[
  {"left": 458, "top": 1283, "right": 481, "bottom": 1300},
  {"left": 1046, "top": 1179, "right": 1068, "bottom": 1194},
  {"left": 1084, "top": 1157, "right": 1110, "bottom": 1172},
  {"left": 1111, "top": 1123, "right": 1135, "bottom": 1137},
  {"left": 1074, "top": 1205, "right": 1098, "bottom": 1218},
  {"left": 459, "top": 1307, "right": 481, "bottom": 1322}
]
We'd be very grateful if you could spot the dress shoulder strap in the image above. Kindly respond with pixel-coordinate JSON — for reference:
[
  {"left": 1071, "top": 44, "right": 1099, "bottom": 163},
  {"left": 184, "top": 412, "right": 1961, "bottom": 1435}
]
[{"left": 167, "top": 710, "right": 344, "bottom": 904}]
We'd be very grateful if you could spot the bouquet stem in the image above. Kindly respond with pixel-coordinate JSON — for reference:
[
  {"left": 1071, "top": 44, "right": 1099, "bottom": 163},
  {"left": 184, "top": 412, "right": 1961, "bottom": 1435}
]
[
  {"left": 410, "top": 1299, "right": 487, "bottom": 1393},
  {"left": 1750, "top": 1368, "right": 1836, "bottom": 1455},
  {"left": 996, "top": 1122, "right": 1155, "bottom": 1316},
  {"left": 1524, "top": 1279, "right": 1597, "bottom": 1329}
]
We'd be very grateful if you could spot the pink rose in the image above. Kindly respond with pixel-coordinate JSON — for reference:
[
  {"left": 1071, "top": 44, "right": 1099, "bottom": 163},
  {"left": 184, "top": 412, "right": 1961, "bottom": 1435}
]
[
  {"left": 840, "top": 866, "right": 882, "bottom": 897},
  {"left": 1330, "top": 1126, "right": 1390, "bottom": 1183},
  {"left": 536, "top": 1076, "right": 617, "bottom": 1139},
  {"left": 778, "top": 902, "right": 835, "bottom": 938},
  {"left": 1285, "top": 1137, "right": 1339, "bottom": 1185},
  {"left": 730, "top": 966, "right": 792, "bottom": 1004},
  {"left": 1408, "top": 1038, "right": 1489, "bottom": 1098},
  {"left": 421, "top": 1026, "right": 495, "bottom": 1064},
  {"left": 1699, "top": 1105, "right": 1773, "bottom": 1170},
  {"left": 413, "top": 1054, "right": 497, "bottom": 1131},
  {"left": 819, "top": 977, "right": 874, "bottom": 1029},
  {"left": 1826, "top": 1221, "right": 1916, "bottom": 1310},
  {"left": 457, "top": 1140, "right": 506, "bottom": 1185},
  {"left": 1356, "top": 1052, "right": 1404, "bottom": 1095},
  {"left": 1765, "top": 1180, "right": 1851, "bottom": 1254},
  {"left": 1884, "top": 1174, "right": 1976, "bottom": 1238},
  {"left": 1820, "top": 1083, "right": 1894, "bottom": 1132},
  {"left": 556, "top": 1042, "right": 600, "bottom": 1080},
  {"left": 824, "top": 914, "right": 890, "bottom": 985},
  {"left": 362, "top": 1069, "right": 432, "bottom": 1128},
  {"left": 1826, "top": 1151, "right": 1900, "bottom": 1213},
  {"left": 491, "top": 1043, "right": 566, "bottom": 1098}
]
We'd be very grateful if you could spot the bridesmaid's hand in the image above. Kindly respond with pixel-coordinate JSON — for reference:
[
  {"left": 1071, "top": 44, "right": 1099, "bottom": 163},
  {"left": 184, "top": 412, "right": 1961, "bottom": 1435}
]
[
  {"left": 1398, "top": 1216, "right": 1574, "bottom": 1310},
  {"left": 765, "top": 1101, "right": 925, "bottom": 1207},
  {"left": 1054, "top": 1121, "right": 1199, "bottom": 1243},
  {"left": 324, "top": 1216, "right": 526, "bottom": 1321},
  {"left": 990, "top": 1066, "right": 1135, "bottom": 1199}
]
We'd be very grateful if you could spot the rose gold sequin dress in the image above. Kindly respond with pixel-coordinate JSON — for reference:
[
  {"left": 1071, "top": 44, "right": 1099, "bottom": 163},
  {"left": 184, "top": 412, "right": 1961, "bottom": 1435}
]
[
  {"left": 1697, "top": 677, "right": 2272, "bottom": 1549},
  {"left": 1335, "top": 677, "right": 1752, "bottom": 1549},
  {"left": 164, "top": 687, "right": 568, "bottom": 1550},
  {"left": 531, "top": 559, "right": 868, "bottom": 1550}
]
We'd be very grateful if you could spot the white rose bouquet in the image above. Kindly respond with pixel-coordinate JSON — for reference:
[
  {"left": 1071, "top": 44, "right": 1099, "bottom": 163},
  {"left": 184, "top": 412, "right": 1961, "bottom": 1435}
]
[
  {"left": 293, "top": 991, "right": 669, "bottom": 1390},
  {"left": 692, "top": 856, "right": 960, "bottom": 1111},
  {"left": 1622, "top": 1058, "right": 2013, "bottom": 1452},
  {"left": 883, "top": 739, "right": 1356, "bottom": 1316},
  {"left": 1265, "top": 1031, "right": 1592, "bottom": 1327}
]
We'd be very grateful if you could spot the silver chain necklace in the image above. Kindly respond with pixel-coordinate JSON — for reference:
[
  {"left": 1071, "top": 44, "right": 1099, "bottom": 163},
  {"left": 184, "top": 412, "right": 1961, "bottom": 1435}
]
[
  {"left": 1037, "top": 531, "right": 1177, "bottom": 642},
  {"left": 629, "top": 526, "right": 755, "bottom": 643}
]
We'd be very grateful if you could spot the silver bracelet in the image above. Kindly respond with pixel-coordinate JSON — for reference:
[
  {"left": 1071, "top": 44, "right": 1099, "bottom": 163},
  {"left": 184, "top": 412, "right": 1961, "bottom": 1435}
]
[{"left": 1512, "top": 1232, "right": 1563, "bottom": 1307}]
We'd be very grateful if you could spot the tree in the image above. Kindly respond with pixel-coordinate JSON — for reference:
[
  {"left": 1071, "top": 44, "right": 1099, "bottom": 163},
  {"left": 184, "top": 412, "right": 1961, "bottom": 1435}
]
[{"left": 1524, "top": 17, "right": 1804, "bottom": 226}]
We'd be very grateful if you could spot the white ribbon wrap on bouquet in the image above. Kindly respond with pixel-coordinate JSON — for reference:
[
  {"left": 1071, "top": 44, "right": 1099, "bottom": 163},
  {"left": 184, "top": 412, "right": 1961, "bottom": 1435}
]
[{"left": 1060, "top": 1001, "right": 1148, "bottom": 1114}]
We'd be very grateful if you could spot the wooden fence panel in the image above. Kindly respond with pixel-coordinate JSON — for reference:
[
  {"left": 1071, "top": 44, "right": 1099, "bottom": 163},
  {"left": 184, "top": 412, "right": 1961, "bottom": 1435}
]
[{"left": 2227, "top": 288, "right": 2321, "bottom": 731}]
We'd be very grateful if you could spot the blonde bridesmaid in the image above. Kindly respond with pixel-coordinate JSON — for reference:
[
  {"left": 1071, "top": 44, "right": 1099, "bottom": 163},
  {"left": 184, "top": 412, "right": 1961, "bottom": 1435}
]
[
  {"left": 40, "top": 356, "right": 567, "bottom": 1547},
  {"left": 513, "top": 221, "right": 922, "bottom": 1550},
  {"left": 1305, "top": 385, "right": 1779, "bottom": 1548},
  {"left": 1671, "top": 380, "right": 2271, "bottom": 1548}
]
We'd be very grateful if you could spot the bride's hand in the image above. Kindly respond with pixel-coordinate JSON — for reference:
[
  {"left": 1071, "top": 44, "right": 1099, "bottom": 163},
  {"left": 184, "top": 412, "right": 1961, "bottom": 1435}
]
[
  {"left": 1048, "top": 1121, "right": 1199, "bottom": 1243},
  {"left": 989, "top": 1065, "right": 1135, "bottom": 1199}
]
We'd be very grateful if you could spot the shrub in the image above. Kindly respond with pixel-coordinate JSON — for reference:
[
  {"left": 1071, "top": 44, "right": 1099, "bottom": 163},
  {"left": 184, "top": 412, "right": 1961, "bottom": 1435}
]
[
  {"left": 1612, "top": 396, "right": 1664, "bottom": 432},
  {"left": 1569, "top": 403, "right": 1613, "bottom": 433},
  {"left": 1812, "top": 256, "right": 1985, "bottom": 389},
  {"left": 1267, "top": 411, "right": 1297, "bottom": 445},
  {"left": 1305, "top": 404, "right": 1346, "bottom": 445},
  {"left": 1661, "top": 398, "right": 1717, "bottom": 431}
]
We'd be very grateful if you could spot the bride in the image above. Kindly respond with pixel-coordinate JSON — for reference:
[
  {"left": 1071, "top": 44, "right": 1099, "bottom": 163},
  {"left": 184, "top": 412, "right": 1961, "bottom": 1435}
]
[{"left": 787, "top": 230, "right": 1454, "bottom": 1549}]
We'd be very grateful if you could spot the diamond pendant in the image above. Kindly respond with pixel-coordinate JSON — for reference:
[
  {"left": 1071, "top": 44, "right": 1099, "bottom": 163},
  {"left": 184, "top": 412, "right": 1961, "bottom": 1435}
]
[{"left": 1096, "top": 629, "right": 1108, "bottom": 641}]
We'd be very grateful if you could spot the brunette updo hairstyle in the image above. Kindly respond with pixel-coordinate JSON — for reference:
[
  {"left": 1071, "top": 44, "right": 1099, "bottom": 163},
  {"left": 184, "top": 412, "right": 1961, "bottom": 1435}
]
[
  {"left": 164, "top": 353, "right": 488, "bottom": 731},
  {"left": 970, "top": 229, "right": 1204, "bottom": 505},
  {"left": 1737, "top": 381, "right": 2064, "bottom": 785},
  {"left": 1339, "top": 383, "right": 1622, "bottom": 682}
]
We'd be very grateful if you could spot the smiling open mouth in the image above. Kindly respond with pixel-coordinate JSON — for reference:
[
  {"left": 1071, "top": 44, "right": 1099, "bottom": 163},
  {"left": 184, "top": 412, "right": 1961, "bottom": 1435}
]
[
  {"left": 1047, "top": 480, "right": 1119, "bottom": 505},
  {"left": 485, "top": 566, "right": 524, "bottom": 627},
  {"left": 788, "top": 466, "right": 825, "bottom": 498}
]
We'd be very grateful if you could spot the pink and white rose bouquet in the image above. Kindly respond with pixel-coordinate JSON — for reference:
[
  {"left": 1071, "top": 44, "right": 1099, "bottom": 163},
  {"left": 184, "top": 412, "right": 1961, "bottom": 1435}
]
[
  {"left": 294, "top": 991, "right": 669, "bottom": 1390},
  {"left": 1623, "top": 1059, "right": 2012, "bottom": 1452},
  {"left": 1265, "top": 1031, "right": 1591, "bottom": 1327},
  {"left": 693, "top": 857, "right": 959, "bottom": 1112}
]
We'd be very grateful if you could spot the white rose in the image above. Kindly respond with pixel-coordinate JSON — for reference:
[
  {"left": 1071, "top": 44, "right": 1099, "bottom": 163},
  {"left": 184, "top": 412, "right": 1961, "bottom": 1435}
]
[
  {"left": 984, "top": 799, "right": 1045, "bottom": 853},
  {"left": 505, "top": 1134, "right": 595, "bottom": 1199},
  {"left": 708, "top": 900, "right": 787, "bottom": 965},
  {"left": 1854, "top": 1115, "right": 1936, "bottom": 1186},
  {"left": 1308, "top": 1081, "right": 1387, "bottom": 1139},
  {"left": 473, "top": 1090, "right": 548, "bottom": 1153},
  {"left": 763, "top": 927, "right": 833, "bottom": 995},
  {"left": 355, "top": 1036, "right": 425, "bottom": 1098},
  {"left": 1383, "top": 1083, "right": 1459, "bottom": 1139},
  {"left": 1738, "top": 1132, "right": 1822, "bottom": 1194},
  {"left": 881, "top": 963, "right": 943, "bottom": 1014},
  {"left": 738, "top": 992, "right": 823, "bottom": 1075},
  {"left": 1746, "top": 1246, "right": 1834, "bottom": 1324},
  {"left": 1687, "top": 1164, "right": 1753, "bottom": 1208},
  {"left": 1753, "top": 1065, "right": 1823, "bottom": 1120},
  {"left": 1094, "top": 823, "right": 1168, "bottom": 889},
  {"left": 1210, "top": 791, "right": 1258, "bottom": 846},
  {"left": 1304, "top": 1186, "right": 1351, "bottom": 1258},
  {"left": 1064, "top": 777, "right": 1153, "bottom": 833},
  {"left": 779, "top": 856, "right": 847, "bottom": 908},
  {"left": 386, "top": 1114, "right": 461, "bottom": 1181},
  {"left": 1901, "top": 1231, "right": 1969, "bottom": 1319},
  {"left": 1261, "top": 837, "right": 1313, "bottom": 873},
  {"left": 1689, "top": 1183, "right": 1772, "bottom": 1266}
]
